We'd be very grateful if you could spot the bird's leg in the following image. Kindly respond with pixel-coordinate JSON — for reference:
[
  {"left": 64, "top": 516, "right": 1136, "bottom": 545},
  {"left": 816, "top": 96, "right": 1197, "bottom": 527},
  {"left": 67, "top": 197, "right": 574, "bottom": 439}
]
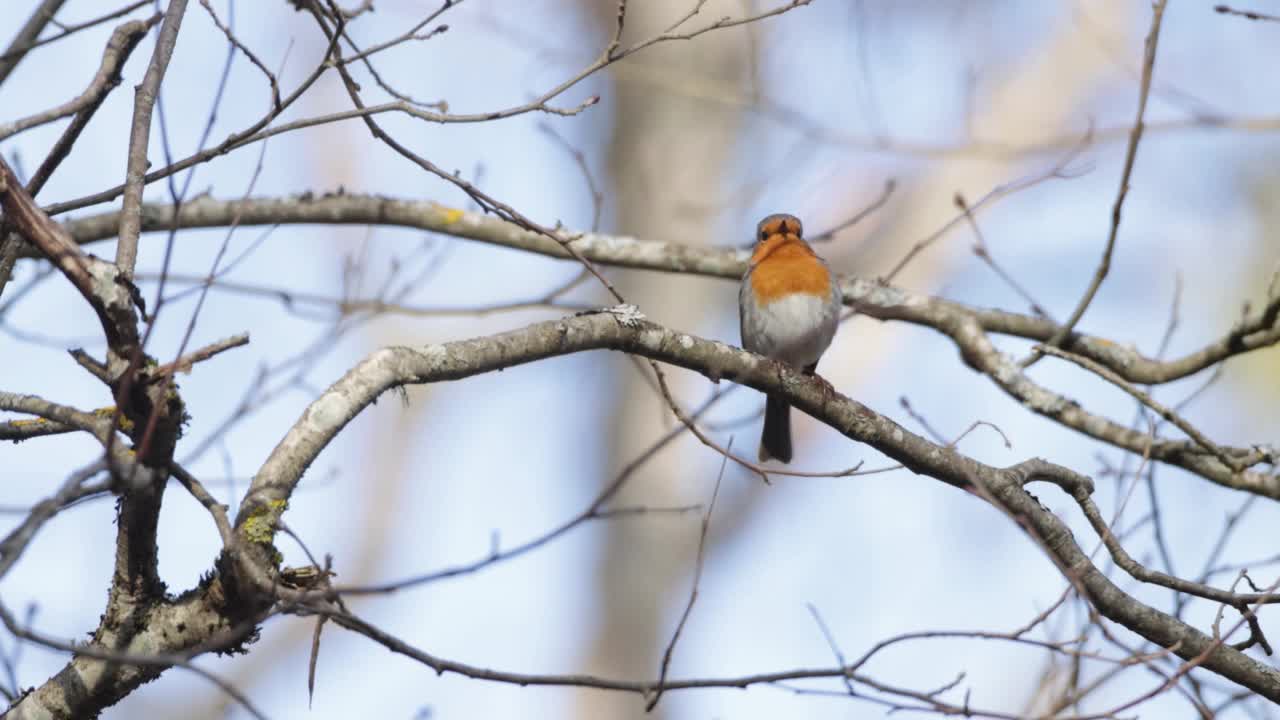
[
  {"left": 771, "top": 358, "right": 790, "bottom": 395},
  {"left": 803, "top": 362, "right": 838, "bottom": 402}
]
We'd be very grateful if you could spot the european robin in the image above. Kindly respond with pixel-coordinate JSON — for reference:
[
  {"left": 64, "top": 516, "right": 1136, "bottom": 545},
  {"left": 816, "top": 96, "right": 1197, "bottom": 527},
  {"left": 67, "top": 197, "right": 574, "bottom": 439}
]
[{"left": 739, "top": 213, "right": 841, "bottom": 463}]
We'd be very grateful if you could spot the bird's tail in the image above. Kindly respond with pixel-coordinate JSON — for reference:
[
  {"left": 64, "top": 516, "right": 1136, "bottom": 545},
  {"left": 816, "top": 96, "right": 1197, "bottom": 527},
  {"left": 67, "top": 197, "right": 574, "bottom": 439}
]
[{"left": 760, "top": 394, "right": 793, "bottom": 463}]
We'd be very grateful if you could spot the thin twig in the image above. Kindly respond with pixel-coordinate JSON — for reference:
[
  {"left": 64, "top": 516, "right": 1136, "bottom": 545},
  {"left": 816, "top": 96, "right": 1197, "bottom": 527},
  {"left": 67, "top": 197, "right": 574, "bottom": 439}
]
[
  {"left": 647, "top": 437, "right": 729, "bottom": 710},
  {"left": 0, "top": 0, "right": 69, "bottom": 87},
  {"left": 116, "top": 0, "right": 191, "bottom": 278},
  {"left": 807, "top": 603, "right": 856, "bottom": 696},
  {"left": 1029, "top": 0, "right": 1168, "bottom": 365},
  {"left": 1214, "top": 4, "right": 1280, "bottom": 22},
  {"left": 150, "top": 333, "right": 250, "bottom": 377},
  {"left": 0, "top": 16, "right": 160, "bottom": 142},
  {"left": 169, "top": 463, "right": 233, "bottom": 547},
  {"left": 881, "top": 136, "right": 1089, "bottom": 283},
  {"left": 0, "top": 1, "right": 149, "bottom": 65},
  {"left": 1035, "top": 343, "right": 1247, "bottom": 473},
  {"left": 23, "top": 12, "right": 155, "bottom": 196},
  {"left": 956, "top": 192, "right": 1054, "bottom": 320},
  {"left": 807, "top": 179, "right": 896, "bottom": 244}
]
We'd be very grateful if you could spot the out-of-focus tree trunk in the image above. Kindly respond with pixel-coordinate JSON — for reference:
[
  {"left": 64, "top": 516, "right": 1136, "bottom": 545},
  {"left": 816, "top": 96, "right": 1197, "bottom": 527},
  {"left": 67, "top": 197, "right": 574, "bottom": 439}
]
[
  {"left": 1223, "top": 166, "right": 1280, "bottom": 411},
  {"left": 574, "top": 3, "right": 1134, "bottom": 717},
  {"left": 577, "top": 2, "right": 753, "bottom": 718},
  {"left": 817, "top": 1, "right": 1135, "bottom": 405}
]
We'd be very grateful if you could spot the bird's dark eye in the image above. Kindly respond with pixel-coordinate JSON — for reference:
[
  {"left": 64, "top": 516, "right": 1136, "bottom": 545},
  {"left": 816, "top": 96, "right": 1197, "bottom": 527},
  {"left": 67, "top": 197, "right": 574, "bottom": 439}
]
[{"left": 759, "top": 229, "right": 768, "bottom": 240}]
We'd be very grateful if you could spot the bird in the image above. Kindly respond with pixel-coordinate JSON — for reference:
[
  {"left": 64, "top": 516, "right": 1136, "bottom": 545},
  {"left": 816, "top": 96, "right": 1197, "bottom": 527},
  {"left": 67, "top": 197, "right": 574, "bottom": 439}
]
[{"left": 739, "top": 213, "right": 841, "bottom": 463}]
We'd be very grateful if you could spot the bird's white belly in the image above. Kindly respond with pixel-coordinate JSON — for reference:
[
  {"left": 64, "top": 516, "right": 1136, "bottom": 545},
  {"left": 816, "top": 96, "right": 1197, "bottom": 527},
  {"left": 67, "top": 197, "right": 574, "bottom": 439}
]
[{"left": 742, "top": 292, "right": 838, "bottom": 368}]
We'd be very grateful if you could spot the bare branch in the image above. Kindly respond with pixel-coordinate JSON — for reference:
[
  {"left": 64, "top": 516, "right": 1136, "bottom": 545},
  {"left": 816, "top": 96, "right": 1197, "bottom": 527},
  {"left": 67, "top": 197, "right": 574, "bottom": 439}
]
[
  {"left": 1214, "top": 4, "right": 1280, "bottom": 22},
  {"left": 150, "top": 332, "right": 250, "bottom": 377},
  {"left": 230, "top": 309, "right": 1280, "bottom": 699},
  {"left": 647, "top": 439, "right": 727, "bottom": 710},
  {"left": 170, "top": 463, "right": 234, "bottom": 547},
  {"left": 0, "top": 15, "right": 159, "bottom": 142},
  {"left": 48, "top": 194, "right": 1280, "bottom": 496},
  {"left": 0, "top": 156, "right": 141, "bottom": 355},
  {"left": 0, "top": 1, "right": 150, "bottom": 66},
  {"left": 0, "top": 0, "right": 69, "bottom": 87},
  {"left": 116, "top": 0, "right": 190, "bottom": 278},
  {"left": 806, "top": 178, "right": 896, "bottom": 245},
  {"left": 1036, "top": 344, "right": 1252, "bottom": 472},
  {"left": 1031, "top": 0, "right": 1168, "bottom": 363}
]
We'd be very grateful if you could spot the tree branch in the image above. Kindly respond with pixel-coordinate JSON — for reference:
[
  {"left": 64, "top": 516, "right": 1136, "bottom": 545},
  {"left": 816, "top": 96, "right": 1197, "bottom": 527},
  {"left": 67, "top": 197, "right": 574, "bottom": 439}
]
[
  {"left": 115, "top": 0, "right": 189, "bottom": 279},
  {"left": 54, "top": 193, "right": 1280, "bottom": 385},
  {"left": 25, "top": 14, "right": 162, "bottom": 195},
  {"left": 1033, "top": 0, "right": 1168, "bottom": 362},
  {"left": 0, "top": 0, "right": 69, "bottom": 88},
  {"left": 231, "top": 309, "right": 1280, "bottom": 702},
  {"left": 47, "top": 194, "right": 1280, "bottom": 497},
  {"left": 0, "top": 16, "right": 158, "bottom": 142},
  {"left": 0, "top": 156, "right": 140, "bottom": 353}
]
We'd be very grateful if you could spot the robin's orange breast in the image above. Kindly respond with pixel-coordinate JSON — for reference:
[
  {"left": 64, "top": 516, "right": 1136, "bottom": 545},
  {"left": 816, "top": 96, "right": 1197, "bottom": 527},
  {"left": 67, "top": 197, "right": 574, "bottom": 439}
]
[{"left": 749, "top": 240, "right": 831, "bottom": 304}]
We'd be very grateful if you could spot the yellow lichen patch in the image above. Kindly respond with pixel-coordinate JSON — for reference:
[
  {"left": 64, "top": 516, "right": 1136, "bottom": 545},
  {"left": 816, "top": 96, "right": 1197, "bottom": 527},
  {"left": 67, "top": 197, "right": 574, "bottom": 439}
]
[
  {"left": 241, "top": 516, "right": 271, "bottom": 544},
  {"left": 440, "top": 207, "right": 464, "bottom": 224},
  {"left": 241, "top": 498, "right": 289, "bottom": 545},
  {"left": 9, "top": 418, "right": 50, "bottom": 428},
  {"left": 93, "top": 406, "right": 134, "bottom": 432}
]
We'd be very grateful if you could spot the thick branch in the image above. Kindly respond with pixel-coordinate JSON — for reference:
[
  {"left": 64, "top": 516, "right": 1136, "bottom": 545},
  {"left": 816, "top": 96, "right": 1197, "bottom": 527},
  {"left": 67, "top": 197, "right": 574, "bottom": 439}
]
[
  {"left": 2, "top": 125, "right": 192, "bottom": 720},
  {"left": 0, "top": 157, "right": 139, "bottom": 352},
  {"left": 232, "top": 310, "right": 1280, "bottom": 701},
  {"left": 55, "top": 194, "right": 1280, "bottom": 387},
  {"left": 237, "top": 308, "right": 975, "bottom": 519},
  {"left": 50, "top": 195, "right": 1280, "bottom": 498},
  {"left": 12, "top": 311, "right": 1280, "bottom": 715},
  {"left": 6, "top": 586, "right": 248, "bottom": 720},
  {"left": 934, "top": 312, "right": 1279, "bottom": 499},
  {"left": 0, "top": 392, "right": 115, "bottom": 439}
]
